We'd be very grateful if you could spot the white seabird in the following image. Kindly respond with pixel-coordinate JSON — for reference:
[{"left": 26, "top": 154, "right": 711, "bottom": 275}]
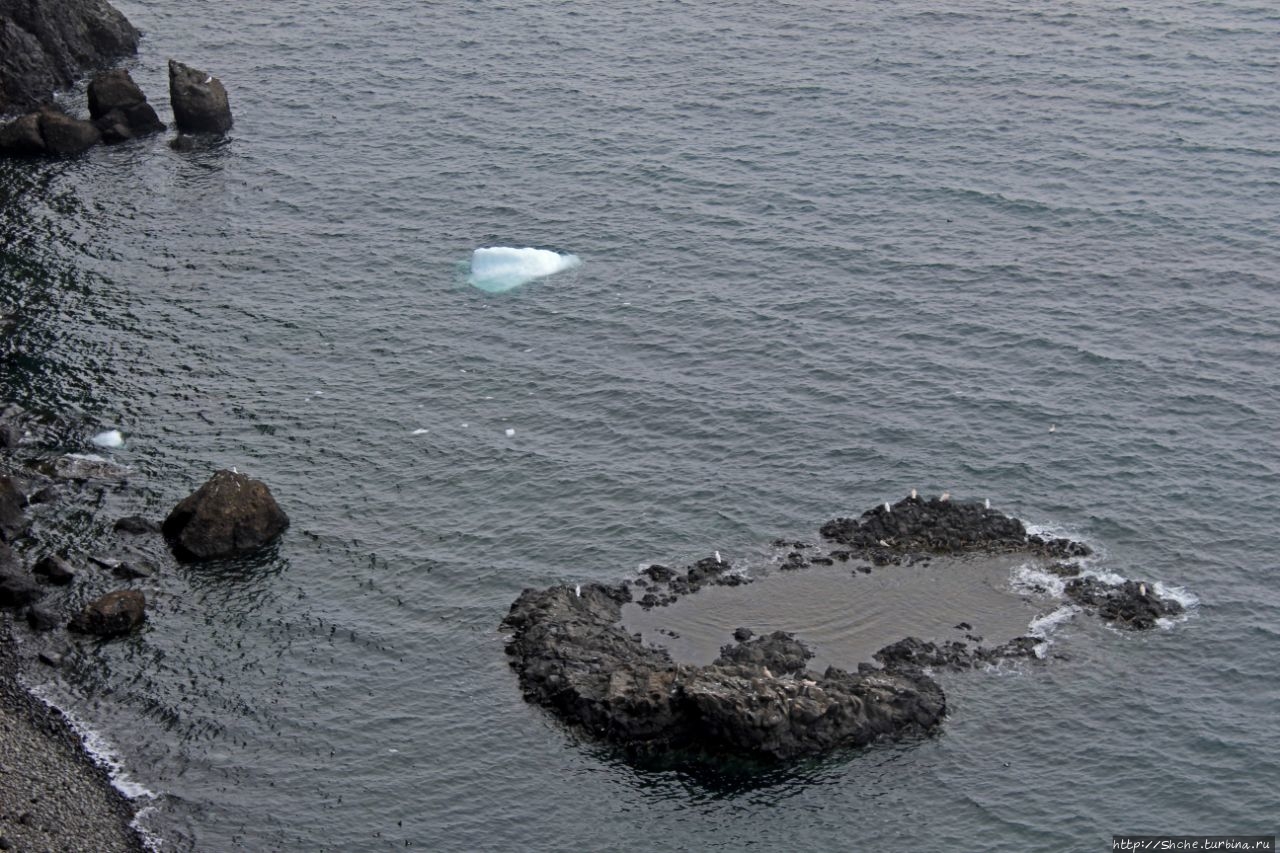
[
  {"left": 940, "top": 492, "right": 951, "bottom": 502},
  {"left": 575, "top": 584, "right": 581, "bottom": 597},
  {"left": 910, "top": 488, "right": 917, "bottom": 500},
  {"left": 985, "top": 498, "right": 991, "bottom": 510},
  {"left": 715, "top": 550, "right": 721, "bottom": 563}
]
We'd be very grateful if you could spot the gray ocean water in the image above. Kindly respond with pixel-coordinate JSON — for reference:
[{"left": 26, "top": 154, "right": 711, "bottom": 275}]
[{"left": 2, "top": 0, "right": 1279, "bottom": 849}]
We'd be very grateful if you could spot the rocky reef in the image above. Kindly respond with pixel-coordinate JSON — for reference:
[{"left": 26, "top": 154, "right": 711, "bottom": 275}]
[
  {"left": 503, "top": 583, "right": 944, "bottom": 761},
  {"left": 502, "top": 494, "right": 1189, "bottom": 762}
]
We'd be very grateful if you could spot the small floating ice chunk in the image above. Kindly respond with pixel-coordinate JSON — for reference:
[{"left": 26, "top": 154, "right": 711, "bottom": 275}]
[
  {"left": 505, "top": 428, "right": 515, "bottom": 437},
  {"left": 91, "top": 429, "right": 124, "bottom": 448},
  {"left": 467, "top": 246, "right": 581, "bottom": 293}
]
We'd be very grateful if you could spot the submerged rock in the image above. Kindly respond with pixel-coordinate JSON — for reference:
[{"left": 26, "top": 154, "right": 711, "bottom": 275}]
[
  {"left": 168, "top": 59, "right": 233, "bottom": 134},
  {"left": 69, "top": 589, "right": 145, "bottom": 637},
  {"left": 163, "top": 469, "right": 288, "bottom": 560}
]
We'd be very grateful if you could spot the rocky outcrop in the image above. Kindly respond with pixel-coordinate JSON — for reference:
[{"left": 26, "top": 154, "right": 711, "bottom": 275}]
[
  {"left": 502, "top": 494, "right": 1188, "bottom": 762},
  {"left": 873, "top": 635, "right": 1043, "bottom": 674},
  {"left": 0, "top": 0, "right": 138, "bottom": 115},
  {"left": 1064, "top": 577, "right": 1184, "bottom": 630},
  {"left": 502, "top": 583, "right": 945, "bottom": 760},
  {"left": 820, "top": 494, "right": 1092, "bottom": 561},
  {"left": 167, "top": 59, "right": 231, "bottom": 134},
  {"left": 162, "top": 469, "right": 288, "bottom": 560},
  {"left": 0, "top": 105, "right": 103, "bottom": 156},
  {"left": 87, "top": 68, "right": 163, "bottom": 143},
  {"left": 635, "top": 555, "right": 749, "bottom": 609},
  {"left": 68, "top": 589, "right": 145, "bottom": 636},
  {"left": 1, "top": 68, "right": 163, "bottom": 156}
]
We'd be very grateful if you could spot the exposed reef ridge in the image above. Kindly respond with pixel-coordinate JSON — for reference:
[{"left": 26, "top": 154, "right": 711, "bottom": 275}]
[{"left": 501, "top": 495, "right": 1186, "bottom": 761}]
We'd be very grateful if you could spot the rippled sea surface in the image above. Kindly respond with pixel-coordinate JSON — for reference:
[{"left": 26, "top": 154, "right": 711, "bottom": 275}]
[{"left": 2, "top": 0, "right": 1278, "bottom": 849}]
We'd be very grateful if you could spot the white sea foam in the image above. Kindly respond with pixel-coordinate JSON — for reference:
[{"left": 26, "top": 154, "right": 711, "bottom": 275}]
[
  {"left": 91, "top": 429, "right": 124, "bottom": 448},
  {"left": 1028, "top": 605, "right": 1080, "bottom": 640},
  {"left": 26, "top": 683, "right": 159, "bottom": 802},
  {"left": 467, "top": 246, "right": 581, "bottom": 293},
  {"left": 1009, "top": 561, "right": 1064, "bottom": 597}
]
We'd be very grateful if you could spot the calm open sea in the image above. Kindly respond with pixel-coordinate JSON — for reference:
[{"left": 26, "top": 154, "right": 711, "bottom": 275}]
[{"left": 2, "top": 0, "right": 1278, "bottom": 849}]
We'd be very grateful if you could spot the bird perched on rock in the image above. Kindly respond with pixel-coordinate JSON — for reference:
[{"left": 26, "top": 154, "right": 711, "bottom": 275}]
[{"left": 940, "top": 492, "right": 951, "bottom": 502}]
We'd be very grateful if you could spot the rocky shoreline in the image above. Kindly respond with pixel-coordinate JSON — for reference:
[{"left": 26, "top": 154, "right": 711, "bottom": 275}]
[
  {"left": 1, "top": 412, "right": 289, "bottom": 852},
  {"left": 501, "top": 495, "right": 1186, "bottom": 762},
  {"left": 2, "top": 0, "right": 234, "bottom": 157},
  {"left": 1, "top": 1, "right": 256, "bottom": 844},
  {"left": 0, "top": 619, "right": 145, "bottom": 852}
]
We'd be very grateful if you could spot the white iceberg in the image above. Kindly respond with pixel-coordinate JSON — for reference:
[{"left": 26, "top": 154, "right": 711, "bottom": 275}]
[
  {"left": 467, "top": 246, "right": 581, "bottom": 293},
  {"left": 91, "top": 429, "right": 124, "bottom": 448}
]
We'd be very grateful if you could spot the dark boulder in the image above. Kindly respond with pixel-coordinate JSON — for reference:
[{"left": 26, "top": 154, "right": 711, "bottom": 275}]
[
  {"left": 163, "top": 469, "right": 288, "bottom": 560},
  {"left": 0, "top": 567, "right": 44, "bottom": 608},
  {"left": 1064, "top": 577, "right": 1184, "bottom": 630},
  {"left": 0, "top": 417, "right": 21, "bottom": 449},
  {"left": 86, "top": 67, "right": 143, "bottom": 117},
  {"left": 68, "top": 589, "right": 145, "bottom": 636},
  {"left": 26, "top": 606, "right": 61, "bottom": 632},
  {"left": 0, "top": 112, "right": 45, "bottom": 155},
  {"left": 168, "top": 59, "right": 232, "bottom": 134},
  {"left": 0, "top": 0, "right": 139, "bottom": 115},
  {"left": 32, "top": 554, "right": 75, "bottom": 585},
  {"left": 37, "top": 108, "right": 100, "bottom": 155},
  {"left": 114, "top": 515, "right": 160, "bottom": 535},
  {"left": 642, "top": 564, "right": 675, "bottom": 583},
  {"left": 87, "top": 69, "right": 164, "bottom": 142},
  {"left": 0, "top": 471, "right": 25, "bottom": 537},
  {"left": 0, "top": 475, "right": 25, "bottom": 541}
]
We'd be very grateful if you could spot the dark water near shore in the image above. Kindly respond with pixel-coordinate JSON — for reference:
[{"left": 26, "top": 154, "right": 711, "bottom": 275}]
[{"left": 2, "top": 0, "right": 1279, "bottom": 849}]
